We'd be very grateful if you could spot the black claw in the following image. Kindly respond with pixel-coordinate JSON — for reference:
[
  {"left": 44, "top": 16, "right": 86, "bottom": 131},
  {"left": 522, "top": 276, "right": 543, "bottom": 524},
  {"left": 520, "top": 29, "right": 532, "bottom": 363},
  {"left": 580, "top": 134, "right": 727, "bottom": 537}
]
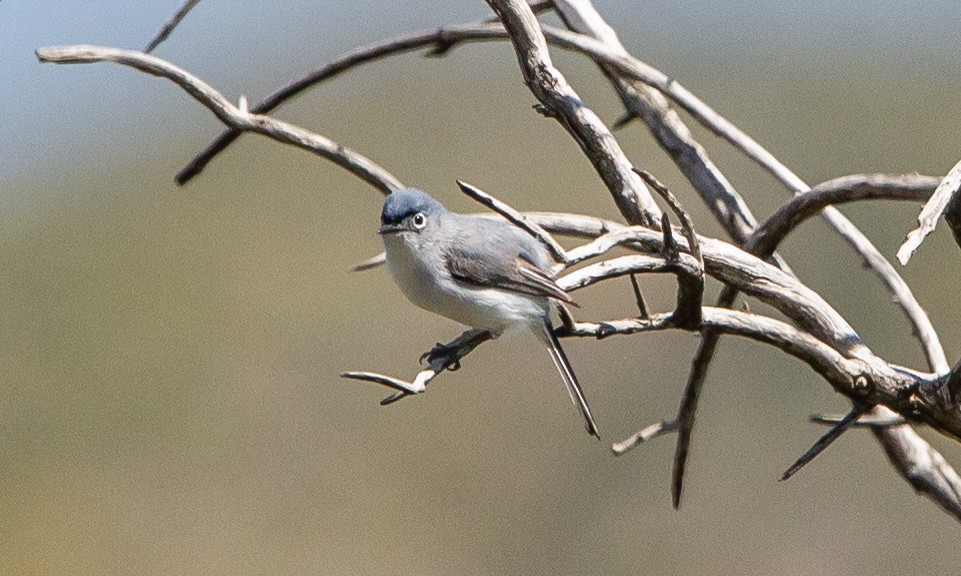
[{"left": 421, "top": 341, "right": 464, "bottom": 371}]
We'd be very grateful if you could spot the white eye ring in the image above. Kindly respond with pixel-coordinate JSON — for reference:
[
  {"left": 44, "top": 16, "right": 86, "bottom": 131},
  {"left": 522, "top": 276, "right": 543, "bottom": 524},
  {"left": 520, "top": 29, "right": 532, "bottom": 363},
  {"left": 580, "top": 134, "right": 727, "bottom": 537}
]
[{"left": 411, "top": 212, "right": 427, "bottom": 229}]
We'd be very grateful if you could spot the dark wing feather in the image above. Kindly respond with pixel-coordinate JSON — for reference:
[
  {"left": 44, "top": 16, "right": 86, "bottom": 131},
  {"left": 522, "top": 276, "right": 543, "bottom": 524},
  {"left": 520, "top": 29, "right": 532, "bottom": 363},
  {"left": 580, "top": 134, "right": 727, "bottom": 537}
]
[
  {"left": 515, "top": 257, "right": 577, "bottom": 305},
  {"left": 444, "top": 232, "right": 575, "bottom": 305}
]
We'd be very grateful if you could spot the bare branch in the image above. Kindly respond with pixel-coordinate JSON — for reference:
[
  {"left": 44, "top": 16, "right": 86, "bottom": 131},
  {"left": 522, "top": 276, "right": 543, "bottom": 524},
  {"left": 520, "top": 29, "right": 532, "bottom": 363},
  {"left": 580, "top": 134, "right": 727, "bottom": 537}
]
[
  {"left": 553, "top": 0, "right": 774, "bottom": 260},
  {"left": 159, "top": 15, "right": 933, "bottom": 363},
  {"left": 670, "top": 173, "right": 946, "bottom": 507},
  {"left": 872, "top": 421, "right": 961, "bottom": 521},
  {"left": 145, "top": 0, "right": 202, "bottom": 53},
  {"left": 34, "top": 4, "right": 961, "bottom": 527},
  {"left": 752, "top": 173, "right": 938, "bottom": 259},
  {"left": 343, "top": 329, "right": 493, "bottom": 405},
  {"left": 519, "top": 212, "right": 961, "bottom": 511},
  {"left": 485, "top": 0, "right": 661, "bottom": 227},
  {"left": 780, "top": 405, "right": 867, "bottom": 482},
  {"left": 898, "top": 157, "right": 961, "bottom": 264},
  {"left": 456, "top": 180, "right": 568, "bottom": 263},
  {"left": 518, "top": 25, "right": 944, "bottom": 374},
  {"left": 565, "top": 307, "right": 864, "bottom": 390},
  {"left": 167, "top": 16, "right": 936, "bottom": 372},
  {"left": 612, "top": 420, "right": 677, "bottom": 454},
  {"left": 36, "top": 45, "right": 404, "bottom": 195},
  {"left": 811, "top": 412, "right": 905, "bottom": 428}
]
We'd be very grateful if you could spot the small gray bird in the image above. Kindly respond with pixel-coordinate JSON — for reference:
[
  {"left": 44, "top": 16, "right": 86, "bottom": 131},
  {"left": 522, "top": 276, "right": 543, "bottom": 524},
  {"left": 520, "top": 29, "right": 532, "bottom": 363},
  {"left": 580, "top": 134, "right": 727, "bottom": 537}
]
[{"left": 379, "top": 188, "right": 599, "bottom": 438}]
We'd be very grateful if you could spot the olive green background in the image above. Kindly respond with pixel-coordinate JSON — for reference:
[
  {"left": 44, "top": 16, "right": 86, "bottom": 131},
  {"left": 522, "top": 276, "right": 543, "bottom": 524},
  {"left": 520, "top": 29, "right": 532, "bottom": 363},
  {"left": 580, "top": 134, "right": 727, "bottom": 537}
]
[{"left": 2, "top": 1, "right": 960, "bottom": 574}]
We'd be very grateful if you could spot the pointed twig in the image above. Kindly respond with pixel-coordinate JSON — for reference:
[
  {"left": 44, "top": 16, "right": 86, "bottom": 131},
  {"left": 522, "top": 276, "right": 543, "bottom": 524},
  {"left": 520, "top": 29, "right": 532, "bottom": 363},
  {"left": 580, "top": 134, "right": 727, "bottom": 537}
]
[
  {"left": 456, "top": 180, "right": 568, "bottom": 263},
  {"left": 898, "top": 157, "right": 961, "bottom": 264},
  {"left": 671, "top": 173, "right": 945, "bottom": 508},
  {"left": 145, "top": 0, "right": 202, "bottom": 53},
  {"left": 780, "top": 405, "right": 868, "bottom": 481},
  {"left": 635, "top": 169, "right": 702, "bottom": 264},
  {"left": 36, "top": 45, "right": 404, "bottom": 195},
  {"left": 342, "top": 329, "right": 493, "bottom": 405},
  {"left": 612, "top": 420, "right": 677, "bottom": 454},
  {"left": 351, "top": 253, "right": 386, "bottom": 272},
  {"left": 628, "top": 273, "right": 649, "bottom": 319},
  {"left": 811, "top": 412, "right": 905, "bottom": 428}
]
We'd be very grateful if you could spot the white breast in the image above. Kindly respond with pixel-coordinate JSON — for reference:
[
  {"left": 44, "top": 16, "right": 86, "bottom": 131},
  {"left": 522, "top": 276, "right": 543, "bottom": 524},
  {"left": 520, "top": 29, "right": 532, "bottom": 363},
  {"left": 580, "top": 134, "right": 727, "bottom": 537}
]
[{"left": 383, "top": 235, "right": 546, "bottom": 334}]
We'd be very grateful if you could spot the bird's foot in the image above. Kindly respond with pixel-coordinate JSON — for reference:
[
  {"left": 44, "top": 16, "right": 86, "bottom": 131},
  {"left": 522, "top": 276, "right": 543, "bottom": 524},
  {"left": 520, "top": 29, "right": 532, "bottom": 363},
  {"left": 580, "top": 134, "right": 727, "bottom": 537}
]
[
  {"left": 418, "top": 330, "right": 493, "bottom": 372},
  {"left": 420, "top": 341, "right": 464, "bottom": 371}
]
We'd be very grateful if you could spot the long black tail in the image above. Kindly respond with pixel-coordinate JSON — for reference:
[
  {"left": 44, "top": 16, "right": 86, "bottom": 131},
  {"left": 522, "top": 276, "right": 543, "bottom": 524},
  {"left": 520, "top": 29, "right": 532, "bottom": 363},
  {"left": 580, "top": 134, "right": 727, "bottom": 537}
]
[{"left": 542, "top": 318, "right": 600, "bottom": 438}]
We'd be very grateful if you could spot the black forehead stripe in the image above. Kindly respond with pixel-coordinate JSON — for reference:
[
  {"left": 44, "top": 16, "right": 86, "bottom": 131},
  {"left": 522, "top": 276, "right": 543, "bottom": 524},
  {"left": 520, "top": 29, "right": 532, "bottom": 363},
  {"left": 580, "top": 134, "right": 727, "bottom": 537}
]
[{"left": 380, "top": 208, "right": 415, "bottom": 224}]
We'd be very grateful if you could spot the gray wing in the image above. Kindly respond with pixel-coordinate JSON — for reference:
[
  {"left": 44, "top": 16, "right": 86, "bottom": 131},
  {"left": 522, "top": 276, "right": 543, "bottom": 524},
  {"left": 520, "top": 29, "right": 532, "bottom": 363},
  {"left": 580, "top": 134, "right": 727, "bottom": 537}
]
[{"left": 443, "top": 216, "right": 576, "bottom": 305}]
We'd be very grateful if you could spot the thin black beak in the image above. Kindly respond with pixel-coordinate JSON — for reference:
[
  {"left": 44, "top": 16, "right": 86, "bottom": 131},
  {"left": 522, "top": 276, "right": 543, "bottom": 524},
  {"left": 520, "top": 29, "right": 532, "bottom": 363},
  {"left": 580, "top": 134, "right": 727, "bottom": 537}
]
[{"left": 378, "top": 223, "right": 404, "bottom": 235}]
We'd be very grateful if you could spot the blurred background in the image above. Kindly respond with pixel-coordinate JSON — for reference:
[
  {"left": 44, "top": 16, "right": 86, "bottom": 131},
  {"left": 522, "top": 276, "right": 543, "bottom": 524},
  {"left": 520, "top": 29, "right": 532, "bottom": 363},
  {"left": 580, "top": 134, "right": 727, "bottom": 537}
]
[{"left": 2, "top": 1, "right": 961, "bottom": 574}]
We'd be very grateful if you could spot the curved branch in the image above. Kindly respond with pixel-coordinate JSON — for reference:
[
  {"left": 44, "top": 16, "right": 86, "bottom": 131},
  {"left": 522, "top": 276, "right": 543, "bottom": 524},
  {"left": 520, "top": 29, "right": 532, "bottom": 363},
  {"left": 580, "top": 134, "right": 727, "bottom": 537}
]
[
  {"left": 167, "top": 19, "right": 935, "bottom": 372},
  {"left": 752, "top": 173, "right": 939, "bottom": 258},
  {"left": 672, "top": 173, "right": 944, "bottom": 507},
  {"left": 174, "top": 23, "right": 513, "bottom": 185},
  {"left": 553, "top": 0, "right": 778, "bottom": 265},
  {"left": 872, "top": 423, "right": 961, "bottom": 520},
  {"left": 485, "top": 0, "right": 661, "bottom": 227},
  {"left": 898, "top": 157, "right": 961, "bottom": 264},
  {"left": 565, "top": 307, "right": 863, "bottom": 391},
  {"left": 456, "top": 180, "right": 568, "bottom": 263},
  {"left": 36, "top": 45, "right": 404, "bottom": 195}
]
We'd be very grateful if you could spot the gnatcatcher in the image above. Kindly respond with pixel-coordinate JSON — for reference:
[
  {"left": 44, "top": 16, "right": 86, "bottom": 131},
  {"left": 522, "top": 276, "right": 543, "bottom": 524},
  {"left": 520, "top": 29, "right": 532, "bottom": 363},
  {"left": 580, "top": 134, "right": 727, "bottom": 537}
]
[{"left": 379, "top": 188, "right": 599, "bottom": 438}]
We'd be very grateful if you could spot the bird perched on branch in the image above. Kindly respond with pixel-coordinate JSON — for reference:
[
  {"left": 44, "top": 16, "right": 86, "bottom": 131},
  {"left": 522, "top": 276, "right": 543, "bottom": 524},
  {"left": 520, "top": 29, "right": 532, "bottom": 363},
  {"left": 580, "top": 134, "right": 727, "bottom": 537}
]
[{"left": 379, "top": 188, "right": 599, "bottom": 438}]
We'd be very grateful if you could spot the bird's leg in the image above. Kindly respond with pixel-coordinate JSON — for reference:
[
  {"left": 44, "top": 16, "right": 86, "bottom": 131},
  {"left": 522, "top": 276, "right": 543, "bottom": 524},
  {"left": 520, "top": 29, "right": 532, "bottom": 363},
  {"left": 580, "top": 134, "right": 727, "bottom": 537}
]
[{"left": 420, "top": 329, "right": 493, "bottom": 371}]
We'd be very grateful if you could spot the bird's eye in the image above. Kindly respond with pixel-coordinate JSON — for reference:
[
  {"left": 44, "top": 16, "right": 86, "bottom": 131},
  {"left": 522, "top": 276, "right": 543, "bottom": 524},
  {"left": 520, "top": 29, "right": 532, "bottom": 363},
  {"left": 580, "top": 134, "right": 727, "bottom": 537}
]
[{"left": 411, "top": 212, "right": 427, "bottom": 229}]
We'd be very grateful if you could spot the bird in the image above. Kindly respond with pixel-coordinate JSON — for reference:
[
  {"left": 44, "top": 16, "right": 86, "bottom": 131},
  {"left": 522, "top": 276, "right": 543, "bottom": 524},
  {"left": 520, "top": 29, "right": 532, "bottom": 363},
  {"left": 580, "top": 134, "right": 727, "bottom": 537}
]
[{"left": 378, "top": 187, "right": 599, "bottom": 438}]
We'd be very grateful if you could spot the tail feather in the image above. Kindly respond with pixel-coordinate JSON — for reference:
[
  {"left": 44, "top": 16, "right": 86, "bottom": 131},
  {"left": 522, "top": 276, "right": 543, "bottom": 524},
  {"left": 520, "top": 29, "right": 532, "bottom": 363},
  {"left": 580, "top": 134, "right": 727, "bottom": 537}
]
[{"left": 541, "top": 318, "right": 600, "bottom": 438}]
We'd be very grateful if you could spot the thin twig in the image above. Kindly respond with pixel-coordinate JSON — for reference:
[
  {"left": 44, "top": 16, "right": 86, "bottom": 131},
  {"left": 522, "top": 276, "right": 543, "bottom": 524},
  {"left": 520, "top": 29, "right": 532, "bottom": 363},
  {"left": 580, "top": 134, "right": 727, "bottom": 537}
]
[
  {"left": 811, "top": 413, "right": 905, "bottom": 428},
  {"left": 145, "top": 0, "right": 202, "bottom": 53},
  {"left": 671, "top": 173, "right": 946, "bottom": 508},
  {"left": 635, "top": 169, "right": 702, "bottom": 263},
  {"left": 489, "top": 0, "right": 663, "bottom": 226},
  {"left": 559, "top": 253, "right": 701, "bottom": 293},
  {"left": 175, "top": 23, "right": 511, "bottom": 185},
  {"left": 628, "top": 273, "right": 649, "bottom": 319},
  {"left": 456, "top": 180, "right": 568, "bottom": 263},
  {"left": 612, "top": 420, "right": 677, "bottom": 454},
  {"left": 352, "top": 253, "right": 386, "bottom": 272},
  {"left": 342, "top": 329, "right": 493, "bottom": 405},
  {"left": 35, "top": 45, "right": 404, "bottom": 195},
  {"left": 898, "top": 157, "right": 961, "bottom": 264},
  {"left": 780, "top": 405, "right": 867, "bottom": 481}
]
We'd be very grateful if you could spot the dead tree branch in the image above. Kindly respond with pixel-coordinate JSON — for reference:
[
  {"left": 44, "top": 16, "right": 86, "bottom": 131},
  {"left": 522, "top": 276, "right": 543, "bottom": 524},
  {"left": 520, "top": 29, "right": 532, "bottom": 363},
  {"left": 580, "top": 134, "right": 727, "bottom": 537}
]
[
  {"left": 38, "top": 4, "right": 961, "bottom": 524},
  {"left": 485, "top": 0, "right": 661, "bottom": 227},
  {"left": 35, "top": 45, "right": 404, "bottom": 195},
  {"left": 145, "top": 0, "right": 202, "bottom": 53},
  {"left": 898, "top": 157, "right": 961, "bottom": 264}
]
